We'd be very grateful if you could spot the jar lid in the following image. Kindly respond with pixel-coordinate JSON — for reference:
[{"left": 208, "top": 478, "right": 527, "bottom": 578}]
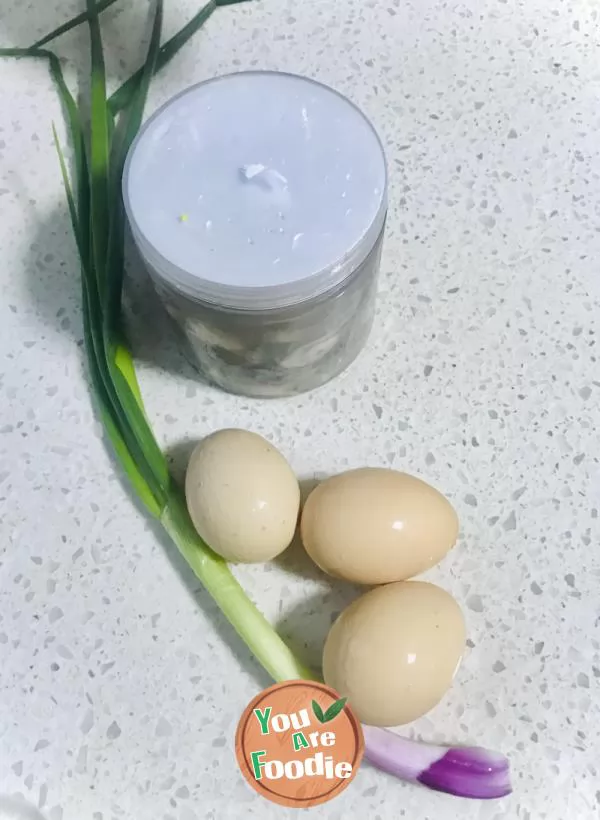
[{"left": 123, "top": 71, "right": 387, "bottom": 310}]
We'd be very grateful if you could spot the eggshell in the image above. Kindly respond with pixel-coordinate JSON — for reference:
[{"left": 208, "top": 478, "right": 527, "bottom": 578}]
[
  {"left": 323, "top": 581, "right": 466, "bottom": 726},
  {"left": 185, "top": 429, "right": 300, "bottom": 563},
  {"left": 300, "top": 468, "right": 459, "bottom": 584}
]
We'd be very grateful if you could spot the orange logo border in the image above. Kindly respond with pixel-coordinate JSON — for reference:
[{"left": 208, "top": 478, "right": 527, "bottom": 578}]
[{"left": 235, "top": 680, "right": 364, "bottom": 808}]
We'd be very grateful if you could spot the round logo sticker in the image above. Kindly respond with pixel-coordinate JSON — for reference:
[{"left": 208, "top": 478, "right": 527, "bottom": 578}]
[{"left": 235, "top": 680, "right": 364, "bottom": 808}]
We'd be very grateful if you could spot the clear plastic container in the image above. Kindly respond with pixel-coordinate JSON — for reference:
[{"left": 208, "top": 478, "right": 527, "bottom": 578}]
[{"left": 123, "top": 72, "right": 388, "bottom": 397}]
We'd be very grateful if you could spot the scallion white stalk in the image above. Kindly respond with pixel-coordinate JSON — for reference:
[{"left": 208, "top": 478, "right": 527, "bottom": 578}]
[{"left": 162, "top": 491, "right": 314, "bottom": 682}]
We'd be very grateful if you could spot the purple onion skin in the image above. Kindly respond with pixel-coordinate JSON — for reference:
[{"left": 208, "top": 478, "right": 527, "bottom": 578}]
[
  {"left": 417, "top": 747, "right": 512, "bottom": 799},
  {"left": 362, "top": 726, "right": 512, "bottom": 800}
]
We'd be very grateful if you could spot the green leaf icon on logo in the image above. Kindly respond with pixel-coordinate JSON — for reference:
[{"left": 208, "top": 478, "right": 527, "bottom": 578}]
[{"left": 311, "top": 697, "right": 348, "bottom": 724}]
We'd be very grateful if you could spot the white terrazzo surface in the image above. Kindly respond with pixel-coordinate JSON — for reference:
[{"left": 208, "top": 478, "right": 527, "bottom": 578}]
[{"left": 1, "top": 1, "right": 599, "bottom": 818}]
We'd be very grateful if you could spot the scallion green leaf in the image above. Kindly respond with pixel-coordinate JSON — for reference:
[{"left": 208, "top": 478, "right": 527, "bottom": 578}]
[
  {"left": 52, "top": 122, "right": 163, "bottom": 517},
  {"left": 86, "top": 0, "right": 111, "bottom": 290},
  {"left": 30, "top": 0, "right": 122, "bottom": 49},
  {"left": 108, "top": 0, "right": 251, "bottom": 115},
  {"left": 105, "top": 0, "right": 163, "bottom": 323}
]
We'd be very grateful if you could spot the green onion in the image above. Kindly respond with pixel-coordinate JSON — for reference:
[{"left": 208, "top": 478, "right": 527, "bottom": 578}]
[{"left": 1, "top": 0, "right": 312, "bottom": 682}]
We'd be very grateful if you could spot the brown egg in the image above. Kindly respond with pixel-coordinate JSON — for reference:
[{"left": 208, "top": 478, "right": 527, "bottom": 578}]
[
  {"left": 323, "top": 581, "right": 466, "bottom": 726},
  {"left": 185, "top": 429, "right": 300, "bottom": 563},
  {"left": 300, "top": 468, "right": 459, "bottom": 584}
]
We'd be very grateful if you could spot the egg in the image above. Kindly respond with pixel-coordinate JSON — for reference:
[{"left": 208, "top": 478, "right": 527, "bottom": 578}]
[
  {"left": 323, "top": 581, "right": 466, "bottom": 726},
  {"left": 185, "top": 429, "right": 300, "bottom": 563},
  {"left": 300, "top": 468, "right": 459, "bottom": 584}
]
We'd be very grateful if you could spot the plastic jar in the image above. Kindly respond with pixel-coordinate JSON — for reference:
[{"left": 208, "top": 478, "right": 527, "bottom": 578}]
[{"left": 123, "top": 72, "right": 387, "bottom": 398}]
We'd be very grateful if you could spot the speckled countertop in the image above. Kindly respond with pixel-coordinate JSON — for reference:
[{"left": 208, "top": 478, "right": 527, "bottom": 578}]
[{"left": 1, "top": 1, "right": 599, "bottom": 818}]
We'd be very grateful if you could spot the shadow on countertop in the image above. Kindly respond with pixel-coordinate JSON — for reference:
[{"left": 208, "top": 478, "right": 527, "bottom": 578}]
[
  {"left": 0, "top": 795, "right": 47, "bottom": 819},
  {"left": 272, "top": 477, "right": 363, "bottom": 674},
  {"left": 18, "top": 203, "right": 272, "bottom": 692},
  {"left": 19, "top": 194, "right": 200, "bottom": 386},
  {"left": 274, "top": 584, "right": 361, "bottom": 674},
  {"left": 20, "top": 195, "right": 358, "bottom": 694}
]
